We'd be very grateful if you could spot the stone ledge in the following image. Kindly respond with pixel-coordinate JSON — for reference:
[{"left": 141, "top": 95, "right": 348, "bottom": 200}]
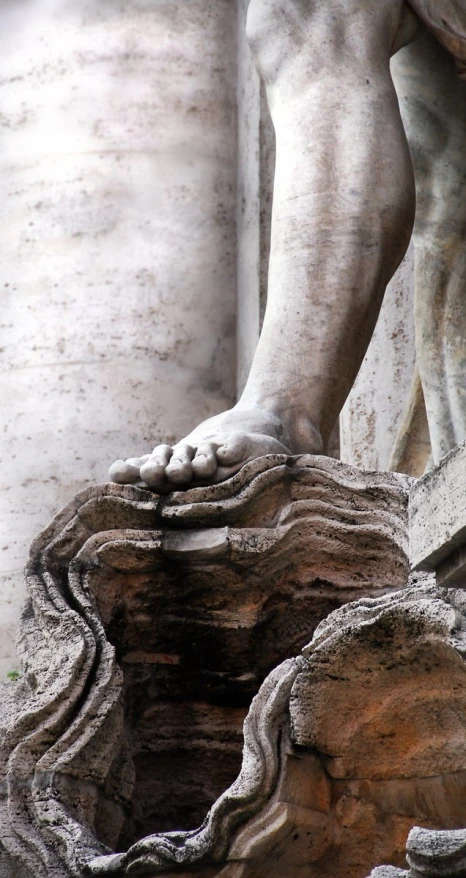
[{"left": 410, "top": 440, "right": 466, "bottom": 585}]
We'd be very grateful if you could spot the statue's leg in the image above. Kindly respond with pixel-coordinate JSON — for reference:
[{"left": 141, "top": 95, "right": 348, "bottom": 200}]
[
  {"left": 111, "top": 0, "right": 418, "bottom": 491},
  {"left": 391, "top": 33, "right": 466, "bottom": 464}
]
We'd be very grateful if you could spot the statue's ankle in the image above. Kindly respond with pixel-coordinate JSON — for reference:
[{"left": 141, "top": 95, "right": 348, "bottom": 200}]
[{"left": 288, "top": 414, "right": 324, "bottom": 455}]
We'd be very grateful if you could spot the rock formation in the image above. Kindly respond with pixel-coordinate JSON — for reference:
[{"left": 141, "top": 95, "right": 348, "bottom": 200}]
[
  {"left": 3, "top": 453, "right": 466, "bottom": 878},
  {"left": 89, "top": 581, "right": 466, "bottom": 878},
  {"left": 0, "top": 454, "right": 411, "bottom": 878}
]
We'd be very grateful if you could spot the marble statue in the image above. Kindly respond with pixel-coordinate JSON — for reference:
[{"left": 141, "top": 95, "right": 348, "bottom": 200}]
[
  {"left": 110, "top": 0, "right": 466, "bottom": 492},
  {"left": 5, "top": 4, "right": 466, "bottom": 878}
]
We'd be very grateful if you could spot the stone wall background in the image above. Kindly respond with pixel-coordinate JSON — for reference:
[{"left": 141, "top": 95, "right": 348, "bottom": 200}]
[
  {"left": 340, "top": 247, "right": 416, "bottom": 472},
  {"left": 0, "top": 1, "right": 416, "bottom": 677},
  {"left": 0, "top": 0, "right": 238, "bottom": 678}
]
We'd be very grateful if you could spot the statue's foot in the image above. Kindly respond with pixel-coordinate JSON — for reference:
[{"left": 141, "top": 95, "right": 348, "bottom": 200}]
[{"left": 109, "top": 403, "right": 322, "bottom": 492}]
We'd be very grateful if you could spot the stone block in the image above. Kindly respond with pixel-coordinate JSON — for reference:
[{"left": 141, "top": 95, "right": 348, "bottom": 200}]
[{"left": 410, "top": 439, "right": 466, "bottom": 585}]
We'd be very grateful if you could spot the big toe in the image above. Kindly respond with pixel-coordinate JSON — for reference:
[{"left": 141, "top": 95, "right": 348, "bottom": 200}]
[{"left": 215, "top": 432, "right": 249, "bottom": 466}]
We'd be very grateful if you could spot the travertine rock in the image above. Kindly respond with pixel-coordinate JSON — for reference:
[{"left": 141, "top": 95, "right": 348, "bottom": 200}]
[
  {"left": 90, "top": 582, "right": 466, "bottom": 877},
  {"left": 369, "top": 869, "right": 408, "bottom": 878},
  {"left": 407, "top": 825, "right": 466, "bottom": 876},
  {"left": 370, "top": 825, "right": 466, "bottom": 877},
  {"left": 0, "top": 454, "right": 410, "bottom": 878},
  {"left": 2, "top": 454, "right": 466, "bottom": 878}
]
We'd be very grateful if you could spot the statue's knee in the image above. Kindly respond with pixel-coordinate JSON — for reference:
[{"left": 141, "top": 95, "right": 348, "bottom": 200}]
[
  {"left": 246, "top": 0, "right": 321, "bottom": 52},
  {"left": 246, "top": 0, "right": 318, "bottom": 77},
  {"left": 246, "top": 0, "right": 408, "bottom": 77},
  {"left": 246, "top": 0, "right": 285, "bottom": 57},
  {"left": 246, "top": 0, "right": 362, "bottom": 77},
  {"left": 246, "top": 0, "right": 367, "bottom": 52}
]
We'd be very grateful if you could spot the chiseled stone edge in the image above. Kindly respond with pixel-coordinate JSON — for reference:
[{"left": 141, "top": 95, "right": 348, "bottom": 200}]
[
  {"left": 313, "top": 582, "right": 466, "bottom": 878},
  {"left": 362, "top": 584, "right": 466, "bottom": 878},
  {"left": 410, "top": 439, "right": 466, "bottom": 572},
  {"left": 0, "top": 482, "right": 157, "bottom": 878},
  {"left": 369, "top": 825, "right": 466, "bottom": 878},
  {"left": 160, "top": 451, "right": 412, "bottom": 525}
]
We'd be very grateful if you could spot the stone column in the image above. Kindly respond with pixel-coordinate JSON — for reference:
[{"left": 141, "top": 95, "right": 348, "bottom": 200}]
[{"left": 0, "top": 0, "right": 238, "bottom": 678}]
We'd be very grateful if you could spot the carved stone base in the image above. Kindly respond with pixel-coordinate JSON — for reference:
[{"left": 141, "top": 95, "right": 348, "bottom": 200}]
[
  {"left": 90, "top": 582, "right": 466, "bottom": 878},
  {"left": 0, "top": 454, "right": 413, "bottom": 877}
]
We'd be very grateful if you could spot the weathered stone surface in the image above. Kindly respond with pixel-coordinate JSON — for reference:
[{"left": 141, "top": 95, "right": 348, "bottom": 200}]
[
  {"left": 291, "top": 588, "right": 466, "bottom": 781},
  {"left": 261, "top": 583, "right": 466, "bottom": 878},
  {"left": 406, "top": 825, "right": 466, "bottom": 876},
  {"left": 0, "top": 0, "right": 239, "bottom": 680},
  {"left": 410, "top": 439, "right": 466, "bottom": 584},
  {"left": 369, "top": 869, "right": 408, "bottom": 878},
  {"left": 0, "top": 454, "right": 410, "bottom": 878},
  {"left": 370, "top": 824, "right": 466, "bottom": 877},
  {"left": 3, "top": 455, "right": 466, "bottom": 878},
  {"left": 90, "top": 583, "right": 466, "bottom": 877}
]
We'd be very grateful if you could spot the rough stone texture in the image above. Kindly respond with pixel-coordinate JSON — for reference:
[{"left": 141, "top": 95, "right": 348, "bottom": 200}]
[
  {"left": 0, "top": 0, "right": 238, "bottom": 679},
  {"left": 0, "top": 454, "right": 410, "bottom": 878},
  {"left": 410, "top": 438, "right": 466, "bottom": 584},
  {"left": 370, "top": 822, "right": 466, "bottom": 876},
  {"left": 285, "top": 584, "right": 466, "bottom": 878},
  {"left": 369, "top": 870, "right": 409, "bottom": 878},
  {"left": 406, "top": 825, "right": 466, "bottom": 877},
  {"left": 89, "top": 656, "right": 306, "bottom": 876},
  {"left": 93, "top": 583, "right": 466, "bottom": 877}
]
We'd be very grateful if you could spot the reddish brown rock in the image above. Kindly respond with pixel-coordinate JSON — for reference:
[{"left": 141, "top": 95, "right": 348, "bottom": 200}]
[
  {"left": 90, "top": 583, "right": 466, "bottom": 878},
  {"left": 220, "top": 584, "right": 466, "bottom": 878}
]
